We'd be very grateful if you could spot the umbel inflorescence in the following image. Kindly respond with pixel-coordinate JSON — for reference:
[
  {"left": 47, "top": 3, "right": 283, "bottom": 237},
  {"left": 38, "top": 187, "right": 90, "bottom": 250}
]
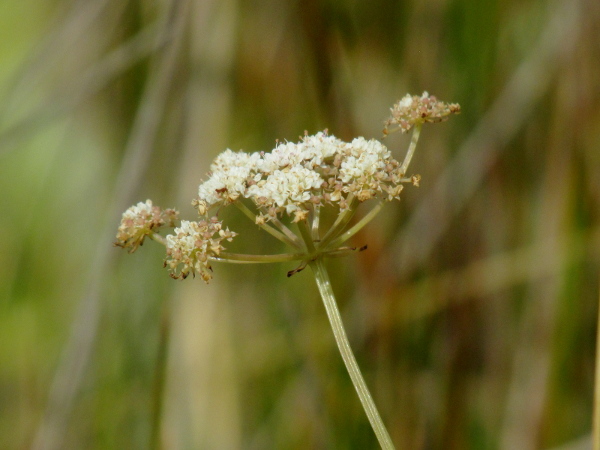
[
  {"left": 115, "top": 92, "right": 460, "bottom": 282},
  {"left": 115, "top": 92, "right": 459, "bottom": 449}
]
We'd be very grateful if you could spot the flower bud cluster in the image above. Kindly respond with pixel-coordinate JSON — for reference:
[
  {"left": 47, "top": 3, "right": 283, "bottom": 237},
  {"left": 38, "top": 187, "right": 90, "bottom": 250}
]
[
  {"left": 195, "top": 132, "right": 409, "bottom": 223},
  {"left": 164, "top": 218, "right": 237, "bottom": 282},
  {"left": 114, "top": 200, "right": 178, "bottom": 252},
  {"left": 384, "top": 91, "right": 461, "bottom": 134}
]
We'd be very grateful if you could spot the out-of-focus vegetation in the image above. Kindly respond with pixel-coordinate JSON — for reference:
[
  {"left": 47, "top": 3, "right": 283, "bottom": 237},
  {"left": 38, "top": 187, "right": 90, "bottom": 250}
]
[{"left": 1, "top": 0, "right": 599, "bottom": 448}]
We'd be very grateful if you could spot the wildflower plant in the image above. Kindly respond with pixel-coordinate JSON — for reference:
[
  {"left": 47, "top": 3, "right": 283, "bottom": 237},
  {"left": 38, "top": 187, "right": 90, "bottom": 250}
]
[{"left": 115, "top": 92, "right": 460, "bottom": 449}]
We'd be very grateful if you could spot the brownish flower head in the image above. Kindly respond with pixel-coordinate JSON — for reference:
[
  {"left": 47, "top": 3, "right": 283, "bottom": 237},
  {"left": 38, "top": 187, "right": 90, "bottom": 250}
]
[
  {"left": 114, "top": 200, "right": 179, "bottom": 252},
  {"left": 163, "top": 218, "right": 237, "bottom": 283},
  {"left": 384, "top": 92, "right": 461, "bottom": 134}
]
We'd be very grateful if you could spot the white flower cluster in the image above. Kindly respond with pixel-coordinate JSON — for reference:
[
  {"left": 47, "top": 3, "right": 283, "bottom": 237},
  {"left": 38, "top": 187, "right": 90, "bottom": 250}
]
[
  {"left": 115, "top": 199, "right": 178, "bottom": 252},
  {"left": 164, "top": 218, "right": 237, "bottom": 282},
  {"left": 196, "top": 150, "right": 262, "bottom": 212},
  {"left": 385, "top": 92, "right": 461, "bottom": 134},
  {"left": 195, "top": 131, "right": 409, "bottom": 223}
]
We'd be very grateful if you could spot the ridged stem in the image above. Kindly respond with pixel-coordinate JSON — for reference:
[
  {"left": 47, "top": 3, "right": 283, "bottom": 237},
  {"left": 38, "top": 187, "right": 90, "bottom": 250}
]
[{"left": 309, "top": 258, "right": 395, "bottom": 449}]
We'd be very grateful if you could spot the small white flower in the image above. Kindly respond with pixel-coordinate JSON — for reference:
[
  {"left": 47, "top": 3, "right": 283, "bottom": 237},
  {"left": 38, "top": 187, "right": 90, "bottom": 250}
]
[
  {"left": 398, "top": 94, "right": 413, "bottom": 109},
  {"left": 197, "top": 150, "right": 261, "bottom": 208},
  {"left": 300, "top": 132, "right": 345, "bottom": 167},
  {"left": 248, "top": 165, "right": 323, "bottom": 219},
  {"left": 261, "top": 141, "right": 303, "bottom": 172},
  {"left": 339, "top": 138, "right": 397, "bottom": 200}
]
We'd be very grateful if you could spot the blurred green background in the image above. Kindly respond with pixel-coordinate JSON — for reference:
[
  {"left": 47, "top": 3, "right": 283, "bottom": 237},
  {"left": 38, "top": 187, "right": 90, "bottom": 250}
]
[{"left": 1, "top": 0, "right": 599, "bottom": 448}]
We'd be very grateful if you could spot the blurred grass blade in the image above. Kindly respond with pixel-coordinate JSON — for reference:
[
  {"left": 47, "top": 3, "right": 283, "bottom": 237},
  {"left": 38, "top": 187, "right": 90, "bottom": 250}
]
[{"left": 30, "top": 1, "right": 189, "bottom": 449}]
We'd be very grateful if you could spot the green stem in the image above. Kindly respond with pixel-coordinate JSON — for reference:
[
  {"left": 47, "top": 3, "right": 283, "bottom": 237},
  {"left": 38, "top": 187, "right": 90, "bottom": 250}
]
[
  {"left": 297, "top": 219, "right": 316, "bottom": 254},
  {"left": 325, "top": 201, "right": 385, "bottom": 251},
  {"left": 319, "top": 195, "right": 359, "bottom": 249},
  {"left": 149, "top": 232, "right": 167, "bottom": 246},
  {"left": 309, "top": 258, "right": 395, "bottom": 449},
  {"left": 311, "top": 205, "right": 321, "bottom": 242},
  {"left": 268, "top": 214, "right": 305, "bottom": 249},
  {"left": 400, "top": 123, "right": 421, "bottom": 175},
  {"left": 212, "top": 251, "right": 305, "bottom": 264},
  {"left": 234, "top": 201, "right": 303, "bottom": 249}
]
